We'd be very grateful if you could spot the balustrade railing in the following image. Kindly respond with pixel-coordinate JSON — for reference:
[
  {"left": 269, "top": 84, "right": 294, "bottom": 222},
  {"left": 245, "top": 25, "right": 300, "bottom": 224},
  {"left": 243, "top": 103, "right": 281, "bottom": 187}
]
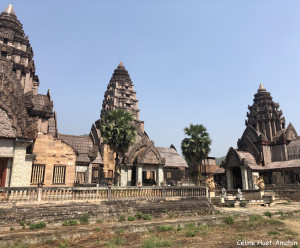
[{"left": 0, "top": 186, "right": 207, "bottom": 204}]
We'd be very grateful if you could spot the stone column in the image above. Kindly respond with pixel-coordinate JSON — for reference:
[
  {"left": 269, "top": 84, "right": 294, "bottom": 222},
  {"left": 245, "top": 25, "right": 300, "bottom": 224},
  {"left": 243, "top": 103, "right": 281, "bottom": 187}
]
[
  {"left": 241, "top": 166, "right": 249, "bottom": 190},
  {"left": 226, "top": 168, "right": 232, "bottom": 189},
  {"left": 127, "top": 165, "right": 132, "bottom": 186},
  {"left": 87, "top": 163, "right": 93, "bottom": 183},
  {"left": 136, "top": 164, "right": 143, "bottom": 186},
  {"left": 157, "top": 165, "right": 164, "bottom": 186},
  {"left": 120, "top": 164, "right": 127, "bottom": 187},
  {"left": 10, "top": 139, "right": 32, "bottom": 187}
]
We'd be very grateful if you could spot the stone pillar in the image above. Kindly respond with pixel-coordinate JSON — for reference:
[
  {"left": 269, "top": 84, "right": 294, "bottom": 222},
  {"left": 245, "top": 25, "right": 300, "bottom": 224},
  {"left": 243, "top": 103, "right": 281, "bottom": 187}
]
[
  {"left": 10, "top": 139, "right": 32, "bottom": 187},
  {"left": 241, "top": 166, "right": 249, "bottom": 190},
  {"left": 272, "top": 120, "right": 276, "bottom": 137},
  {"left": 120, "top": 164, "right": 127, "bottom": 187},
  {"left": 157, "top": 165, "right": 164, "bottom": 186},
  {"left": 87, "top": 163, "right": 93, "bottom": 183},
  {"left": 136, "top": 164, "right": 143, "bottom": 186},
  {"left": 127, "top": 165, "right": 132, "bottom": 186},
  {"left": 226, "top": 168, "right": 232, "bottom": 189}
]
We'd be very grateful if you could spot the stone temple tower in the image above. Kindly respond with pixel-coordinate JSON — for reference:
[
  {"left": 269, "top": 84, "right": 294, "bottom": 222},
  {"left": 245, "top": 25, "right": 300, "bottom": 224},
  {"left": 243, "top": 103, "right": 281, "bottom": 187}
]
[
  {"left": 101, "top": 62, "right": 140, "bottom": 122},
  {"left": 246, "top": 83, "right": 285, "bottom": 142},
  {"left": 0, "top": 4, "right": 40, "bottom": 95}
]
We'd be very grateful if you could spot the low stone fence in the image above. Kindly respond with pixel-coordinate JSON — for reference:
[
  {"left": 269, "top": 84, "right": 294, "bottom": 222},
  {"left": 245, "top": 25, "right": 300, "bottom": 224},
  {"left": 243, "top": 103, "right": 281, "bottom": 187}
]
[{"left": 0, "top": 186, "right": 208, "bottom": 204}]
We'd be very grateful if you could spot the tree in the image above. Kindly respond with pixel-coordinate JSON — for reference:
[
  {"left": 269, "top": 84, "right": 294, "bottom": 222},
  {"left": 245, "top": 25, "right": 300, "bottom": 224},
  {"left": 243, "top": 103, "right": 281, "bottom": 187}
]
[
  {"left": 181, "top": 124, "right": 211, "bottom": 185},
  {"left": 100, "top": 109, "right": 137, "bottom": 185}
]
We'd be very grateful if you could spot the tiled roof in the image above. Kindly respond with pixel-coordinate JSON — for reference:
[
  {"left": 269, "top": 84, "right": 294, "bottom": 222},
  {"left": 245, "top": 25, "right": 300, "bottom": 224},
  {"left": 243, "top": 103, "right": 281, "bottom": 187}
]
[
  {"left": 156, "top": 147, "right": 188, "bottom": 168},
  {"left": 265, "top": 159, "right": 300, "bottom": 170},
  {"left": 235, "top": 150, "right": 264, "bottom": 170},
  {"left": 58, "top": 134, "right": 102, "bottom": 164},
  {"left": 214, "top": 167, "right": 225, "bottom": 174}
]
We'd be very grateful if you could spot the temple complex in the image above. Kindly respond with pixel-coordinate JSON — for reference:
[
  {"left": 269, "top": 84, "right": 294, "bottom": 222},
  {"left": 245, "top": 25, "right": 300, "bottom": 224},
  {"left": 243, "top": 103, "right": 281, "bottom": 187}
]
[
  {"left": 223, "top": 84, "right": 300, "bottom": 189},
  {"left": 0, "top": 4, "right": 187, "bottom": 188}
]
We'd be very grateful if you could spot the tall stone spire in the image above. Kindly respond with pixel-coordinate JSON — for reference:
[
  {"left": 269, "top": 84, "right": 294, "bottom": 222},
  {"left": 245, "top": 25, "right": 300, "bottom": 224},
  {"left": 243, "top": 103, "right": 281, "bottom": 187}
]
[
  {"left": 101, "top": 62, "right": 140, "bottom": 121},
  {"left": 1, "top": 4, "right": 16, "bottom": 18},
  {"left": 0, "top": 4, "right": 40, "bottom": 94},
  {"left": 246, "top": 84, "right": 285, "bottom": 141}
]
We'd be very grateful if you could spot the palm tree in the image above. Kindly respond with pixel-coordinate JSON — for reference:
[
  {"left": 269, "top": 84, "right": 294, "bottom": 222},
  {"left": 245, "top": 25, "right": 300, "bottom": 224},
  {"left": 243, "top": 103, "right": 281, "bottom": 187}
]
[
  {"left": 100, "top": 109, "right": 137, "bottom": 185},
  {"left": 181, "top": 124, "right": 211, "bottom": 185}
]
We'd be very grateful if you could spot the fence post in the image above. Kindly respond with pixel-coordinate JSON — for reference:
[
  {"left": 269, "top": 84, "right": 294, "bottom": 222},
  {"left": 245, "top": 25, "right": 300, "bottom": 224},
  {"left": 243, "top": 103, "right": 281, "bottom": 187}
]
[
  {"left": 37, "top": 182, "right": 43, "bottom": 202},
  {"left": 205, "top": 187, "right": 209, "bottom": 199},
  {"left": 108, "top": 184, "right": 112, "bottom": 201},
  {"left": 162, "top": 186, "right": 165, "bottom": 198}
]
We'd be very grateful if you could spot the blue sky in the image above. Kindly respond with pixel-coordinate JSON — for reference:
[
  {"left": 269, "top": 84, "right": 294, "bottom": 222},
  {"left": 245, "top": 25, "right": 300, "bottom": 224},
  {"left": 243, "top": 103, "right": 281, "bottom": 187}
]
[{"left": 3, "top": 1, "right": 300, "bottom": 157}]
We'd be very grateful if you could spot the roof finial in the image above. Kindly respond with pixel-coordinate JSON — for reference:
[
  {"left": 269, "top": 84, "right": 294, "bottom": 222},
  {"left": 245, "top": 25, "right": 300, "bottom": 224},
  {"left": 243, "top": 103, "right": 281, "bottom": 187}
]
[
  {"left": 1, "top": 4, "right": 16, "bottom": 17},
  {"left": 118, "top": 62, "right": 125, "bottom": 68},
  {"left": 258, "top": 83, "right": 266, "bottom": 92}
]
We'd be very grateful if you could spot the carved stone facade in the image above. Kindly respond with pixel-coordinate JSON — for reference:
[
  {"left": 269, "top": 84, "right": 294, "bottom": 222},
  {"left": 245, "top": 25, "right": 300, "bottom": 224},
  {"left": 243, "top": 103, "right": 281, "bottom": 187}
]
[{"left": 223, "top": 84, "right": 300, "bottom": 189}]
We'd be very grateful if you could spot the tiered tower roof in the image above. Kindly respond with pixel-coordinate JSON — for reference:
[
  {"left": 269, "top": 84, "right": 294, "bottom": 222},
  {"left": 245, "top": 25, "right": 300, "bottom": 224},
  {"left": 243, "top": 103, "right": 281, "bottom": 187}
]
[
  {"left": 0, "top": 4, "right": 39, "bottom": 94},
  {"left": 246, "top": 84, "right": 285, "bottom": 141},
  {"left": 101, "top": 62, "right": 140, "bottom": 121}
]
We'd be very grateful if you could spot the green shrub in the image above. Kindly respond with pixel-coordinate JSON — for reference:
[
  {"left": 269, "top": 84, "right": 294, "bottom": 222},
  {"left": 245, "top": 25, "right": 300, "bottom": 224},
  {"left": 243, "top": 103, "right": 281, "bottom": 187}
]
[
  {"left": 264, "top": 211, "right": 273, "bottom": 218},
  {"left": 240, "top": 201, "right": 248, "bottom": 207},
  {"left": 143, "top": 214, "right": 151, "bottom": 220},
  {"left": 119, "top": 215, "right": 126, "bottom": 222},
  {"left": 62, "top": 220, "right": 78, "bottom": 226},
  {"left": 224, "top": 215, "right": 234, "bottom": 225},
  {"left": 157, "top": 225, "right": 174, "bottom": 232},
  {"left": 29, "top": 222, "right": 46, "bottom": 230},
  {"left": 19, "top": 221, "right": 25, "bottom": 226},
  {"left": 249, "top": 214, "right": 262, "bottom": 222},
  {"left": 136, "top": 212, "right": 143, "bottom": 220},
  {"left": 186, "top": 230, "right": 195, "bottom": 237},
  {"left": 10, "top": 227, "right": 15, "bottom": 231},
  {"left": 127, "top": 216, "right": 136, "bottom": 221},
  {"left": 80, "top": 213, "right": 90, "bottom": 224},
  {"left": 177, "top": 226, "right": 183, "bottom": 231}
]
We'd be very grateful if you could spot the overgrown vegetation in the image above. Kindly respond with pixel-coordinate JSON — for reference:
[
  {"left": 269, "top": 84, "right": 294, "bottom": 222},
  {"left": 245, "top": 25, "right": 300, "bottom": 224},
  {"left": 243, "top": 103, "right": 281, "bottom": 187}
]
[
  {"left": 264, "top": 211, "right": 273, "bottom": 218},
  {"left": 143, "top": 214, "right": 151, "bottom": 220},
  {"left": 79, "top": 213, "right": 90, "bottom": 224},
  {"left": 29, "top": 222, "right": 46, "bottom": 230},
  {"left": 142, "top": 235, "right": 174, "bottom": 248},
  {"left": 157, "top": 225, "right": 174, "bottom": 232},
  {"left": 224, "top": 215, "right": 234, "bottom": 225},
  {"left": 62, "top": 220, "right": 78, "bottom": 226},
  {"left": 127, "top": 216, "right": 136, "bottom": 221}
]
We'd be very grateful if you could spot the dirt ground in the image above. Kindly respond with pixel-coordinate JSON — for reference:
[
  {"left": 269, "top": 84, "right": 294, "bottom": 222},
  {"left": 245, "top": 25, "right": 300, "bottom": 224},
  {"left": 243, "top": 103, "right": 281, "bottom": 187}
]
[{"left": 20, "top": 208, "right": 299, "bottom": 248}]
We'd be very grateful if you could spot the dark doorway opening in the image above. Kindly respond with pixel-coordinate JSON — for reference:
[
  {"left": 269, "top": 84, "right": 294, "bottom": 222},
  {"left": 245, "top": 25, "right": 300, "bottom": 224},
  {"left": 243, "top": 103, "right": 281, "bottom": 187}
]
[
  {"left": 232, "top": 167, "right": 242, "bottom": 189},
  {"left": 131, "top": 165, "right": 136, "bottom": 186},
  {"left": 142, "top": 171, "right": 155, "bottom": 186},
  {"left": 0, "top": 158, "right": 8, "bottom": 187}
]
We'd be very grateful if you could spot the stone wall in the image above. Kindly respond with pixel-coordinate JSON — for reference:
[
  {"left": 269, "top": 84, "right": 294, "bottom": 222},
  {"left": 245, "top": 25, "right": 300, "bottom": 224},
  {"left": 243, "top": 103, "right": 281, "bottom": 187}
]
[
  {"left": 33, "top": 134, "right": 77, "bottom": 187},
  {"left": 0, "top": 197, "right": 214, "bottom": 231}
]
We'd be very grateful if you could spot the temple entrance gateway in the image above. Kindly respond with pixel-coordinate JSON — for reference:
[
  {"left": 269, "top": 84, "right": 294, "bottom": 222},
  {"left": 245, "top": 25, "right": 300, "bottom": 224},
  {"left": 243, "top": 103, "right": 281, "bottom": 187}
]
[
  {"left": 232, "top": 167, "right": 242, "bottom": 189},
  {"left": 0, "top": 158, "right": 8, "bottom": 187}
]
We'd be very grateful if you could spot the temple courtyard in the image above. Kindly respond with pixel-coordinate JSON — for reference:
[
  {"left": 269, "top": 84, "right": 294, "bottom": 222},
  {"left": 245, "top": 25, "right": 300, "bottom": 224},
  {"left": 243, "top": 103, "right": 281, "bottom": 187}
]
[{"left": 1, "top": 202, "right": 300, "bottom": 248}]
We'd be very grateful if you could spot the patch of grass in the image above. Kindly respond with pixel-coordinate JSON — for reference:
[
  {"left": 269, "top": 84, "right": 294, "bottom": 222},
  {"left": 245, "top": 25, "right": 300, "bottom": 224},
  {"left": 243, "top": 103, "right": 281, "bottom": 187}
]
[
  {"left": 168, "top": 212, "right": 175, "bottom": 218},
  {"left": 177, "top": 226, "right": 183, "bottom": 231},
  {"left": 119, "top": 215, "right": 126, "bottom": 222},
  {"left": 136, "top": 212, "right": 143, "bottom": 220},
  {"left": 79, "top": 213, "right": 90, "bottom": 224},
  {"left": 116, "top": 228, "right": 125, "bottom": 235},
  {"left": 162, "top": 209, "right": 168, "bottom": 213},
  {"left": 127, "top": 216, "right": 135, "bottom": 221},
  {"left": 105, "top": 237, "right": 125, "bottom": 246},
  {"left": 157, "top": 225, "right": 174, "bottom": 232},
  {"left": 249, "top": 214, "right": 262, "bottom": 222},
  {"left": 215, "top": 210, "right": 223, "bottom": 215},
  {"left": 275, "top": 211, "right": 284, "bottom": 215},
  {"left": 62, "top": 220, "right": 78, "bottom": 226},
  {"left": 263, "top": 219, "right": 283, "bottom": 225},
  {"left": 268, "top": 230, "right": 279, "bottom": 236},
  {"left": 142, "top": 236, "right": 173, "bottom": 248},
  {"left": 46, "top": 239, "right": 53, "bottom": 244},
  {"left": 95, "top": 227, "right": 101, "bottom": 232},
  {"left": 285, "top": 229, "right": 298, "bottom": 237},
  {"left": 186, "top": 230, "right": 195, "bottom": 237},
  {"left": 185, "top": 223, "right": 196, "bottom": 229},
  {"left": 96, "top": 218, "right": 104, "bottom": 223},
  {"left": 10, "top": 227, "right": 15, "bottom": 231},
  {"left": 240, "top": 201, "right": 248, "bottom": 207},
  {"left": 29, "top": 222, "right": 46, "bottom": 230},
  {"left": 224, "top": 215, "right": 234, "bottom": 225},
  {"left": 264, "top": 211, "right": 273, "bottom": 218},
  {"left": 59, "top": 240, "right": 69, "bottom": 248},
  {"left": 11, "top": 243, "right": 30, "bottom": 248},
  {"left": 143, "top": 214, "right": 151, "bottom": 220}
]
